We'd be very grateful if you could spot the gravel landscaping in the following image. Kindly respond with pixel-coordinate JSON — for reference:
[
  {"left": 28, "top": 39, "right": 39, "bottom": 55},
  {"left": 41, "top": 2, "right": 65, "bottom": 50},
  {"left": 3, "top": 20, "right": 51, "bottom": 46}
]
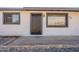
[{"left": 0, "top": 45, "right": 79, "bottom": 52}]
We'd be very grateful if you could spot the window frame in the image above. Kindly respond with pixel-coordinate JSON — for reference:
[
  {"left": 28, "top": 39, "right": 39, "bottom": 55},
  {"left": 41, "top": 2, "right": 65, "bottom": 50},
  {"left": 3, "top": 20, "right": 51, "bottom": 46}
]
[
  {"left": 46, "top": 13, "right": 68, "bottom": 27},
  {"left": 3, "top": 13, "right": 20, "bottom": 24}
]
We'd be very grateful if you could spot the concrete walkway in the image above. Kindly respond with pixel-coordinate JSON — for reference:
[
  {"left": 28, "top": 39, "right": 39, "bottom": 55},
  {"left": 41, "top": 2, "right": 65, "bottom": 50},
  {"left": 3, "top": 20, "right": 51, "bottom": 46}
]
[
  {"left": 0, "top": 36, "right": 17, "bottom": 45},
  {"left": 8, "top": 36, "right": 79, "bottom": 45}
]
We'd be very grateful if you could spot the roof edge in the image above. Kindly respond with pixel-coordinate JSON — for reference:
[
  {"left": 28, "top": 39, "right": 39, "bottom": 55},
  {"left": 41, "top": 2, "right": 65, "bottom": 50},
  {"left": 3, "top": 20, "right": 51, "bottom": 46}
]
[{"left": 0, "top": 7, "right": 79, "bottom": 11}]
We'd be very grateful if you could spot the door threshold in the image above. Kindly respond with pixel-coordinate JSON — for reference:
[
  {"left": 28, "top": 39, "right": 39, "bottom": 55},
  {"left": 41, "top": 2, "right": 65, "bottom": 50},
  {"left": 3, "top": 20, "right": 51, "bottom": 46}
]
[{"left": 30, "top": 35, "right": 43, "bottom": 36}]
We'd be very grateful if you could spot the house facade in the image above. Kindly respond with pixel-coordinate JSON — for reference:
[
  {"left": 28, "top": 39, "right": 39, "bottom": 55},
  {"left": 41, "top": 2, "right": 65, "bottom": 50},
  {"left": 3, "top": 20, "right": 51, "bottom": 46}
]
[{"left": 0, "top": 7, "right": 79, "bottom": 36}]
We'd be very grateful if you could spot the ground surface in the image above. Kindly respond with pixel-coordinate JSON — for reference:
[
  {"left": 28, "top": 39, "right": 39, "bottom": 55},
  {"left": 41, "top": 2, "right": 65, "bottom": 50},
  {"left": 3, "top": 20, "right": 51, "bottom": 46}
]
[
  {"left": 0, "top": 36, "right": 79, "bottom": 52},
  {"left": 9, "top": 36, "right": 79, "bottom": 45}
]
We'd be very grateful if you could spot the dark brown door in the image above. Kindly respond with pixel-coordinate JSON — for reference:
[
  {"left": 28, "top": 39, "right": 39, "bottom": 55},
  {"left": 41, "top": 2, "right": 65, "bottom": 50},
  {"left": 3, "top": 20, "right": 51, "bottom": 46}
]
[{"left": 30, "top": 14, "right": 42, "bottom": 35}]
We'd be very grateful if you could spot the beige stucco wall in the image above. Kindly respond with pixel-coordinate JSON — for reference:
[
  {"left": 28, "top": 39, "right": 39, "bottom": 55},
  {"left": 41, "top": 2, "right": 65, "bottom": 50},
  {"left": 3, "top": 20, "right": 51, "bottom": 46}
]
[
  {"left": 43, "top": 11, "right": 79, "bottom": 36},
  {"left": 0, "top": 11, "right": 79, "bottom": 36},
  {"left": 0, "top": 11, "right": 30, "bottom": 36}
]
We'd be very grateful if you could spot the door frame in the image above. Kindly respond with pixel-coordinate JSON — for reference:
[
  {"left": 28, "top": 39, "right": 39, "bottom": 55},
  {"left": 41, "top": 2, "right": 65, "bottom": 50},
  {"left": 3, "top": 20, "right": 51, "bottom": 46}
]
[{"left": 30, "top": 13, "right": 43, "bottom": 35}]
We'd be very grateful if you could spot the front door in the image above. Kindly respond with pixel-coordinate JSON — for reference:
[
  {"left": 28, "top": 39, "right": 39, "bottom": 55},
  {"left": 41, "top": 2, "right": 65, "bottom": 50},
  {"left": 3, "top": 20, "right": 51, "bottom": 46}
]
[{"left": 30, "top": 14, "right": 42, "bottom": 35}]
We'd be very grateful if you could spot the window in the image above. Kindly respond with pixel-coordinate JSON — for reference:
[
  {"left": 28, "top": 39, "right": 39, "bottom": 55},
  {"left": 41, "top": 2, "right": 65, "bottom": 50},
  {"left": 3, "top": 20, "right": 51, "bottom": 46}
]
[
  {"left": 46, "top": 13, "right": 68, "bottom": 27},
  {"left": 3, "top": 13, "right": 20, "bottom": 24}
]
